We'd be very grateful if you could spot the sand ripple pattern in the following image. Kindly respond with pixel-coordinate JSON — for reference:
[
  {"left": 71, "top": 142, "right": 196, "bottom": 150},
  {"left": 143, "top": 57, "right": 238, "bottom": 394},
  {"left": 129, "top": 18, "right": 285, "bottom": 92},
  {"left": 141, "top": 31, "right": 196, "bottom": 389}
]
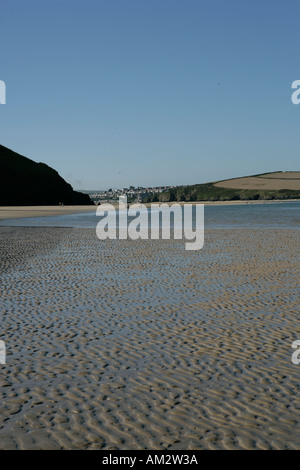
[{"left": 0, "top": 226, "right": 299, "bottom": 449}]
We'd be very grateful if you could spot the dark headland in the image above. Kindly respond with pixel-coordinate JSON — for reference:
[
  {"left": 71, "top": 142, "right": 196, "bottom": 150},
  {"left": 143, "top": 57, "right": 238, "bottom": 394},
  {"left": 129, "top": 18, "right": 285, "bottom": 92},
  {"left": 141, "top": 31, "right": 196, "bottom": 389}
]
[{"left": 0, "top": 144, "right": 92, "bottom": 206}]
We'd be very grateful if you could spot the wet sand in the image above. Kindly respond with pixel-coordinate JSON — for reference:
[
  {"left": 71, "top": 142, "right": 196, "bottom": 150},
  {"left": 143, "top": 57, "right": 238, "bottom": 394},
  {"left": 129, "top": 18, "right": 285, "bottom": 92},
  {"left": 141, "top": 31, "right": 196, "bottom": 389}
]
[
  {"left": 1, "top": 200, "right": 299, "bottom": 223},
  {"left": 0, "top": 205, "right": 96, "bottom": 221},
  {"left": 0, "top": 226, "right": 299, "bottom": 449}
]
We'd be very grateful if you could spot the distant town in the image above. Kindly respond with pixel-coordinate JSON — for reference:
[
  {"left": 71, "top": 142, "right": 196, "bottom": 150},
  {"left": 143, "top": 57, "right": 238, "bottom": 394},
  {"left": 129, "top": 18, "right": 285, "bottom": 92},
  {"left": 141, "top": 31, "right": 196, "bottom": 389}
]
[{"left": 87, "top": 185, "right": 176, "bottom": 204}]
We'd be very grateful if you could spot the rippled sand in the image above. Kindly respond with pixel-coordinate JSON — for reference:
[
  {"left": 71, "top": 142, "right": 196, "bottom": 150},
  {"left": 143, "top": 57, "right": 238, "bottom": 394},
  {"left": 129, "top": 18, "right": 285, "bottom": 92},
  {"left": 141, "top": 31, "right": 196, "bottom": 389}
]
[{"left": 0, "top": 226, "right": 299, "bottom": 449}]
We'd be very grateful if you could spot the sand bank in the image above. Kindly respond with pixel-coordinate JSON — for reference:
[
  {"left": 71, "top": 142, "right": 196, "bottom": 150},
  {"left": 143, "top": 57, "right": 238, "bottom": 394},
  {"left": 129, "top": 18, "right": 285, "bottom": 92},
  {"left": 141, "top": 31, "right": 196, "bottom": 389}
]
[
  {"left": 0, "top": 199, "right": 299, "bottom": 222},
  {"left": 0, "top": 226, "right": 299, "bottom": 449},
  {"left": 0, "top": 205, "right": 96, "bottom": 221},
  {"left": 145, "top": 199, "right": 300, "bottom": 207}
]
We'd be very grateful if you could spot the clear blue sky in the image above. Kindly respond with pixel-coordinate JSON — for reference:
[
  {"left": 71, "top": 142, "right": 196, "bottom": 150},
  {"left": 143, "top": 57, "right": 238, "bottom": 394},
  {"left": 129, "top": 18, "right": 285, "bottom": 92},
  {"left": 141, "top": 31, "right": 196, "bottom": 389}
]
[{"left": 0, "top": 0, "right": 299, "bottom": 190}]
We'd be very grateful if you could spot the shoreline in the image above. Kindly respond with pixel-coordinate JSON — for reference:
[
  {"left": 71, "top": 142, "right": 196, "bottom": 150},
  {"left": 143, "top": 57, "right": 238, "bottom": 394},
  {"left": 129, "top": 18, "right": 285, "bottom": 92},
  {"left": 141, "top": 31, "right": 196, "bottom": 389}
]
[
  {"left": 0, "top": 199, "right": 299, "bottom": 222},
  {"left": 0, "top": 205, "right": 96, "bottom": 221},
  {"left": 145, "top": 198, "right": 300, "bottom": 207}
]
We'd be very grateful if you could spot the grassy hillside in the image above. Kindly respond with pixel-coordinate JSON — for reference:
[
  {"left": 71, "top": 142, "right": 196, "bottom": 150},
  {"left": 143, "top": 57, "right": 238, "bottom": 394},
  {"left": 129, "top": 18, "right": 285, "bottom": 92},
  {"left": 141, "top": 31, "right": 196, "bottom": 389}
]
[
  {"left": 0, "top": 145, "right": 92, "bottom": 206},
  {"left": 146, "top": 172, "right": 300, "bottom": 203}
]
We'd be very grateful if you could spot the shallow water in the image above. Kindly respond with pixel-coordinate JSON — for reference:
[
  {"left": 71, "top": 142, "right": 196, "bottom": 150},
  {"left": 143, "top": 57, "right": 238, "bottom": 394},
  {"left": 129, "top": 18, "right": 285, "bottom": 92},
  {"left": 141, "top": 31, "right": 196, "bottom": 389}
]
[{"left": 0, "top": 202, "right": 299, "bottom": 229}]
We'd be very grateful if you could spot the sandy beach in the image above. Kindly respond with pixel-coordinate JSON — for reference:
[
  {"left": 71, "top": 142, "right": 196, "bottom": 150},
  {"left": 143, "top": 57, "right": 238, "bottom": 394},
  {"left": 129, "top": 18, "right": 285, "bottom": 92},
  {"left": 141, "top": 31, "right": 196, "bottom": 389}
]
[
  {"left": 0, "top": 200, "right": 299, "bottom": 222},
  {"left": 0, "top": 205, "right": 96, "bottom": 221},
  {"left": 2, "top": 0, "right": 300, "bottom": 452},
  {"left": 0, "top": 222, "right": 299, "bottom": 449}
]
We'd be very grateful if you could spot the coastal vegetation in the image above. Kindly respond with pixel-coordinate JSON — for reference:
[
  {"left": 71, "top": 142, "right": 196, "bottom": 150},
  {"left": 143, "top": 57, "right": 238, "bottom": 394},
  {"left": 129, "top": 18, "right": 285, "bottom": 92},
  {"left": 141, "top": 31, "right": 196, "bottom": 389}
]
[{"left": 144, "top": 172, "right": 300, "bottom": 203}]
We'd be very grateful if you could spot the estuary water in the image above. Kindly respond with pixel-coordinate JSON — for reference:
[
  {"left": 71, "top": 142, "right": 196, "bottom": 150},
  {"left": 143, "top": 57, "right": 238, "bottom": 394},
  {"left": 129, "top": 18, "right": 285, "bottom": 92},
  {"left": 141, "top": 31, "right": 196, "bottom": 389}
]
[{"left": 0, "top": 201, "right": 299, "bottom": 229}]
